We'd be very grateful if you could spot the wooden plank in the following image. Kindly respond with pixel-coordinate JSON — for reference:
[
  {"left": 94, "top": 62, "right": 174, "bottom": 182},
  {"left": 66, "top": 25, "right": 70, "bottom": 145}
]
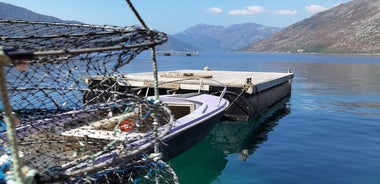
[
  {"left": 61, "top": 129, "right": 127, "bottom": 140},
  {"left": 143, "top": 81, "right": 180, "bottom": 89},
  {"left": 123, "top": 70, "right": 293, "bottom": 93},
  {"left": 160, "top": 71, "right": 212, "bottom": 78}
]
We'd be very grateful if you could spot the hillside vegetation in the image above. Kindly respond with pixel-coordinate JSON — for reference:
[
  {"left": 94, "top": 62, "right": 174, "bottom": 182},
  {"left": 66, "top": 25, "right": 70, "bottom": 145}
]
[{"left": 246, "top": 0, "right": 380, "bottom": 54}]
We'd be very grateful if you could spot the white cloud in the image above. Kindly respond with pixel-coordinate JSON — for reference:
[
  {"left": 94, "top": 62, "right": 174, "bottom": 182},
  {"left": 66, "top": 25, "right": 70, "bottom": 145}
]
[
  {"left": 273, "top": 10, "right": 298, "bottom": 15},
  {"left": 246, "top": 6, "right": 265, "bottom": 13},
  {"left": 206, "top": 7, "right": 222, "bottom": 13},
  {"left": 305, "top": 4, "right": 328, "bottom": 13},
  {"left": 229, "top": 9, "right": 251, "bottom": 15},
  {"left": 229, "top": 5, "right": 264, "bottom": 15}
]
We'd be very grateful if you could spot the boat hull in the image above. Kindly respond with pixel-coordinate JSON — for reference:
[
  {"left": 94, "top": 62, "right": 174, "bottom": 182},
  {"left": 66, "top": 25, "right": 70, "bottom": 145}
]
[
  {"left": 158, "top": 93, "right": 229, "bottom": 159},
  {"left": 162, "top": 109, "right": 224, "bottom": 159}
]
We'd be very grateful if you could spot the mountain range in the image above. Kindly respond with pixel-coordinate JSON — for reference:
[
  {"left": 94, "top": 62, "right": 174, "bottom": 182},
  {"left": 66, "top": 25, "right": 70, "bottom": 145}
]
[
  {"left": 164, "top": 23, "right": 281, "bottom": 51},
  {"left": 246, "top": 0, "right": 380, "bottom": 53},
  {"left": 1, "top": 0, "right": 379, "bottom": 53},
  {"left": 0, "top": 2, "right": 80, "bottom": 24},
  {"left": 0, "top": 2, "right": 280, "bottom": 52}
]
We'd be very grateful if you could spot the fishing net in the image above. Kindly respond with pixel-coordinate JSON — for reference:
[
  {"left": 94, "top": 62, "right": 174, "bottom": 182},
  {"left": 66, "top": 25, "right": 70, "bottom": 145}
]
[{"left": 0, "top": 18, "right": 178, "bottom": 183}]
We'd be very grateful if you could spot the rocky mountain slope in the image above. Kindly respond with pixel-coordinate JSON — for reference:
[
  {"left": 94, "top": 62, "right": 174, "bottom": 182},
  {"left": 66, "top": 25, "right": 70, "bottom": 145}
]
[
  {"left": 173, "top": 23, "right": 281, "bottom": 51},
  {"left": 247, "top": 0, "right": 380, "bottom": 53},
  {"left": 1, "top": 2, "right": 279, "bottom": 52},
  {"left": 156, "top": 36, "right": 199, "bottom": 51},
  {"left": 0, "top": 2, "right": 80, "bottom": 23}
]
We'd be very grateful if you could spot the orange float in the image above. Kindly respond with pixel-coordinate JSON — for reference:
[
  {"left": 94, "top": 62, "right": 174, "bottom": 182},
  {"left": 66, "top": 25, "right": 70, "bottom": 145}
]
[{"left": 119, "top": 119, "right": 134, "bottom": 132}]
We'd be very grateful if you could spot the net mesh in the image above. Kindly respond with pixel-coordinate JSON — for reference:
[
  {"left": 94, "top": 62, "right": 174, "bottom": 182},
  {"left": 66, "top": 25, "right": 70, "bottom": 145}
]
[{"left": 0, "top": 19, "right": 179, "bottom": 183}]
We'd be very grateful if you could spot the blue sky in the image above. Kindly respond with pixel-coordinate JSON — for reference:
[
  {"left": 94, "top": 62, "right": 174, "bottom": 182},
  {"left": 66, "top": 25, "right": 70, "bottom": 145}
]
[{"left": 2, "top": 0, "right": 351, "bottom": 34}]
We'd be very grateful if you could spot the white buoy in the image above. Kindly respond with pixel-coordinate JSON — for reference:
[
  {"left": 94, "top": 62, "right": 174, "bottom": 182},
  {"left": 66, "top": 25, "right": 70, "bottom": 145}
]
[{"left": 203, "top": 66, "right": 210, "bottom": 71}]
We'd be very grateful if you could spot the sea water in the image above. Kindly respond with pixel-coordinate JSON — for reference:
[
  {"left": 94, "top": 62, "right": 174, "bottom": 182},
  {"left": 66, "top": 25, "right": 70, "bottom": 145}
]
[{"left": 122, "top": 52, "right": 380, "bottom": 184}]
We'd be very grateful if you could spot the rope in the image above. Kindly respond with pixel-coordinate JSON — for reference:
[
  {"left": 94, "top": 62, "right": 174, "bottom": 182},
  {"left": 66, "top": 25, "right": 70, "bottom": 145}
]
[
  {"left": 226, "top": 87, "right": 249, "bottom": 110},
  {"left": 125, "top": 0, "right": 160, "bottom": 102},
  {"left": 151, "top": 47, "right": 160, "bottom": 102},
  {"left": 121, "top": 3, "right": 164, "bottom": 181},
  {"left": 125, "top": 0, "right": 149, "bottom": 29}
]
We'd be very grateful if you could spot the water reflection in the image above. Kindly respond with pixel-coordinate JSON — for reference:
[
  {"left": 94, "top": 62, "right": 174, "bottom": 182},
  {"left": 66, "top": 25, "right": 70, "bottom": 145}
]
[
  {"left": 170, "top": 97, "right": 291, "bottom": 184},
  {"left": 209, "top": 97, "right": 291, "bottom": 160},
  {"left": 290, "top": 62, "right": 380, "bottom": 94},
  {"left": 271, "top": 61, "right": 380, "bottom": 117}
]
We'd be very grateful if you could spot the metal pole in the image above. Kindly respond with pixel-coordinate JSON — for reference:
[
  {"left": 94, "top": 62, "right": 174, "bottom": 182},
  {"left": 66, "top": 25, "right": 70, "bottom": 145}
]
[{"left": 0, "top": 48, "right": 24, "bottom": 183}]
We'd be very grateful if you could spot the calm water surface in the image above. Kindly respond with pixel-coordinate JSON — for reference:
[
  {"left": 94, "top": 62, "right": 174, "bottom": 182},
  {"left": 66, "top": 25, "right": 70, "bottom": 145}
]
[{"left": 122, "top": 52, "right": 380, "bottom": 184}]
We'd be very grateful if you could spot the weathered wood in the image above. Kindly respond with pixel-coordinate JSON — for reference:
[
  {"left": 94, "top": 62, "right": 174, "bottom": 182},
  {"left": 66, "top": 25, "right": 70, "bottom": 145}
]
[
  {"left": 160, "top": 71, "right": 212, "bottom": 79},
  {"left": 122, "top": 70, "right": 293, "bottom": 94}
]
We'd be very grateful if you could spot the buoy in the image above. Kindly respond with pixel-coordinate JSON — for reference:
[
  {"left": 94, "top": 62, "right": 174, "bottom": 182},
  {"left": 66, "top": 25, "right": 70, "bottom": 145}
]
[{"left": 119, "top": 119, "right": 134, "bottom": 132}]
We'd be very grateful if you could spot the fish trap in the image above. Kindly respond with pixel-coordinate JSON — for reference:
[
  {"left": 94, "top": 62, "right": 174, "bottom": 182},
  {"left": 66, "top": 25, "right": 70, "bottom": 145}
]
[{"left": 0, "top": 18, "right": 178, "bottom": 183}]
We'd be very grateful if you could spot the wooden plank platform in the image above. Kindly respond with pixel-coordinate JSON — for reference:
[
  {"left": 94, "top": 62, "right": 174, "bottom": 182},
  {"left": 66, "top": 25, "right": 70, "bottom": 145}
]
[
  {"left": 121, "top": 70, "right": 294, "bottom": 94},
  {"left": 156, "top": 51, "right": 199, "bottom": 56}
]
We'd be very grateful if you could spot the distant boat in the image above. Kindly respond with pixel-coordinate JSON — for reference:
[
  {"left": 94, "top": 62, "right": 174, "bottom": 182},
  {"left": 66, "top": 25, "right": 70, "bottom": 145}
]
[{"left": 156, "top": 51, "right": 199, "bottom": 56}]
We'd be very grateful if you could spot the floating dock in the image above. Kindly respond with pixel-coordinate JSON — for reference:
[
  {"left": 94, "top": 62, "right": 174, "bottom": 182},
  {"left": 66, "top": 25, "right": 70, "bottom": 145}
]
[
  {"left": 156, "top": 51, "right": 199, "bottom": 56},
  {"left": 86, "top": 70, "right": 293, "bottom": 121}
]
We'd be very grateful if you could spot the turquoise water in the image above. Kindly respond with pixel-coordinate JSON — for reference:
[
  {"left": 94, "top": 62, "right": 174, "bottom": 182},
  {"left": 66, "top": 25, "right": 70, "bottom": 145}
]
[{"left": 123, "top": 52, "right": 380, "bottom": 184}]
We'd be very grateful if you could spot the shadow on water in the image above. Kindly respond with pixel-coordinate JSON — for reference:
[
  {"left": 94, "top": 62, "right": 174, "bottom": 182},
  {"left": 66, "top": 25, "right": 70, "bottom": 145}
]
[{"left": 170, "top": 96, "right": 291, "bottom": 184}]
